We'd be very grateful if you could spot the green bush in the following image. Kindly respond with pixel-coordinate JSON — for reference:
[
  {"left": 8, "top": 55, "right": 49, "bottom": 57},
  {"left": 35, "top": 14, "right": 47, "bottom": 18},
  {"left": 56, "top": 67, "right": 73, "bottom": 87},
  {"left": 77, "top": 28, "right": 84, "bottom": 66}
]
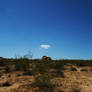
[
  {"left": 80, "top": 69, "right": 88, "bottom": 71},
  {"left": 71, "top": 68, "right": 77, "bottom": 71}
]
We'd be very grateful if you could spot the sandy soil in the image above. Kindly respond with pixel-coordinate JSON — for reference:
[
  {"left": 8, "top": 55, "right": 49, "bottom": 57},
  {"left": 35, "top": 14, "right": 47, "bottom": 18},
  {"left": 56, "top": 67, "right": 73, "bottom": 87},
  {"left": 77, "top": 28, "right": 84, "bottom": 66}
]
[{"left": 0, "top": 66, "right": 92, "bottom": 92}]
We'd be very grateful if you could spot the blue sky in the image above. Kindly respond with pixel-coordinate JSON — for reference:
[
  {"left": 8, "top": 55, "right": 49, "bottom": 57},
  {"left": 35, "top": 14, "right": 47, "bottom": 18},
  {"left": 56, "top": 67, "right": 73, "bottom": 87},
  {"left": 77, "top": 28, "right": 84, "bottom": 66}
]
[{"left": 0, "top": 0, "right": 92, "bottom": 59}]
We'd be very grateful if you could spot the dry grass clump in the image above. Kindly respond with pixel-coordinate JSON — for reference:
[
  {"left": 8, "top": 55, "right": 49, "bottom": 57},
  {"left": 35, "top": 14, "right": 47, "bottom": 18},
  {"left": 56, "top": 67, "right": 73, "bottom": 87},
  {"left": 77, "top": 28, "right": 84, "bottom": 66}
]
[
  {"left": 0, "top": 81, "right": 11, "bottom": 87},
  {"left": 72, "top": 85, "right": 81, "bottom": 92}
]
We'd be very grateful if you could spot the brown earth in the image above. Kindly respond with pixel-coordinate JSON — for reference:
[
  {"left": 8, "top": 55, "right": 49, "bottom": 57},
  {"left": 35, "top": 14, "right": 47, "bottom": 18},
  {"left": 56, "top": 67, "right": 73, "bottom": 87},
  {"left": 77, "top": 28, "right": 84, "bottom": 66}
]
[{"left": 0, "top": 66, "right": 92, "bottom": 92}]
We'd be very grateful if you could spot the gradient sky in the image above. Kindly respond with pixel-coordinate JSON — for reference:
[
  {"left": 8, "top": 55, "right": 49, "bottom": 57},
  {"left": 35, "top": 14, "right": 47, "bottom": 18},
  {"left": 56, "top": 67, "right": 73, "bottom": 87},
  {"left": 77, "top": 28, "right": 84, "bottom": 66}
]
[{"left": 0, "top": 0, "right": 92, "bottom": 59}]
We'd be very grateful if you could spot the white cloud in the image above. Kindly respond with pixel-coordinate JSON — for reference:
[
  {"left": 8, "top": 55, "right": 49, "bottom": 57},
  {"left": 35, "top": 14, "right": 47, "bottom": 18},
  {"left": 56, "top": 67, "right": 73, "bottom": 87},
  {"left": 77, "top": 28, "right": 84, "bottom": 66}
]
[{"left": 40, "top": 45, "right": 51, "bottom": 49}]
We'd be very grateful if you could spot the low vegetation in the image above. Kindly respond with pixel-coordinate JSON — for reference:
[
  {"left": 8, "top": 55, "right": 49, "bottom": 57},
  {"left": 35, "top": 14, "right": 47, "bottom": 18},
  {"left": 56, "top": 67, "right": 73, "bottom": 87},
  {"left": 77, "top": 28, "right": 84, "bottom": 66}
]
[
  {"left": 0, "top": 56, "right": 92, "bottom": 92},
  {"left": 71, "top": 68, "right": 77, "bottom": 71},
  {"left": 0, "top": 82, "right": 11, "bottom": 87},
  {"left": 80, "top": 69, "right": 88, "bottom": 71}
]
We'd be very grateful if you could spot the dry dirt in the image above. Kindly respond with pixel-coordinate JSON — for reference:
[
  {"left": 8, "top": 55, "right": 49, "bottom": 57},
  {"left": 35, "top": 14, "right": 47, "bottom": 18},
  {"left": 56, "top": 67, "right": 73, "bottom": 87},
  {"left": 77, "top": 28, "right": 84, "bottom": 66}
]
[{"left": 0, "top": 66, "right": 92, "bottom": 92}]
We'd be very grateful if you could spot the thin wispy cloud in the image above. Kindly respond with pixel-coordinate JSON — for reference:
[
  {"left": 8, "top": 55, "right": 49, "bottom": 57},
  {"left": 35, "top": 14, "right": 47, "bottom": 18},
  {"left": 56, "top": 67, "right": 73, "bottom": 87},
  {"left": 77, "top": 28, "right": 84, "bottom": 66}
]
[{"left": 40, "top": 44, "right": 51, "bottom": 49}]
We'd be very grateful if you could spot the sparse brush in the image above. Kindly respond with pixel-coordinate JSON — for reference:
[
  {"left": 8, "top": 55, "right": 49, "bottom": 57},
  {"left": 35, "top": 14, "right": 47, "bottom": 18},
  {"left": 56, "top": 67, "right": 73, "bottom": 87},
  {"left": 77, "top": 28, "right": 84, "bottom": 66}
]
[
  {"left": 15, "top": 59, "right": 30, "bottom": 71},
  {"left": 90, "top": 68, "right": 92, "bottom": 71},
  {"left": 23, "top": 71, "right": 33, "bottom": 76},
  {"left": 5, "top": 65, "right": 10, "bottom": 73},
  {"left": 72, "top": 88, "right": 81, "bottom": 92},
  {"left": 56, "top": 69, "right": 65, "bottom": 78},
  {"left": 16, "top": 74, "right": 21, "bottom": 77},
  {"left": 0, "top": 82, "right": 11, "bottom": 87},
  {"left": 71, "top": 68, "right": 77, "bottom": 71},
  {"left": 8, "top": 74, "right": 11, "bottom": 77},
  {"left": 33, "top": 76, "right": 56, "bottom": 92},
  {"left": 80, "top": 69, "right": 88, "bottom": 71},
  {"left": 32, "top": 61, "right": 58, "bottom": 92},
  {"left": 0, "top": 73, "right": 2, "bottom": 77},
  {"left": 72, "top": 85, "right": 81, "bottom": 92}
]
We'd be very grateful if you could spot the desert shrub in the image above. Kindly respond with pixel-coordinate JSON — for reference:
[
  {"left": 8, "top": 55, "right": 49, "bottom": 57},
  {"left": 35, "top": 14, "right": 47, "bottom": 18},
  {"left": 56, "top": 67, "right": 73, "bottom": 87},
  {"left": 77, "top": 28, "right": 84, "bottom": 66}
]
[
  {"left": 32, "top": 61, "right": 49, "bottom": 74},
  {"left": 72, "top": 87, "right": 81, "bottom": 92},
  {"left": 57, "top": 90, "right": 64, "bottom": 92},
  {"left": 1, "top": 82, "right": 11, "bottom": 87},
  {"left": 8, "top": 74, "right": 11, "bottom": 77},
  {"left": 48, "top": 61, "right": 65, "bottom": 78},
  {"left": 51, "top": 62, "right": 65, "bottom": 78},
  {"left": 71, "top": 68, "right": 77, "bottom": 71},
  {"left": 15, "top": 59, "right": 30, "bottom": 71},
  {"left": 16, "top": 74, "right": 21, "bottom": 77},
  {"left": 5, "top": 66, "right": 10, "bottom": 73},
  {"left": 32, "top": 61, "right": 57, "bottom": 92},
  {"left": 49, "top": 62, "right": 64, "bottom": 70},
  {"left": 33, "top": 74, "right": 56, "bottom": 92},
  {"left": 0, "top": 60, "right": 6, "bottom": 66},
  {"left": 36, "top": 89, "right": 64, "bottom": 92},
  {"left": 34, "top": 76, "right": 54, "bottom": 88},
  {"left": 36, "top": 88, "right": 57, "bottom": 92},
  {"left": 80, "top": 69, "right": 88, "bottom": 71},
  {"left": 56, "top": 69, "right": 65, "bottom": 78},
  {"left": 0, "top": 73, "right": 2, "bottom": 77},
  {"left": 90, "top": 68, "right": 92, "bottom": 71},
  {"left": 23, "top": 71, "right": 33, "bottom": 76},
  {"left": 59, "top": 71, "right": 64, "bottom": 78}
]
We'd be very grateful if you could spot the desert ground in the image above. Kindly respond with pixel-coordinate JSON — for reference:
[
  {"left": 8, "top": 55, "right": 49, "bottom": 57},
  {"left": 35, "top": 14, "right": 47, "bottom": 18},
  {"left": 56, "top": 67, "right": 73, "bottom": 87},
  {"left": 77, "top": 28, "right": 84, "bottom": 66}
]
[{"left": 0, "top": 58, "right": 92, "bottom": 92}]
